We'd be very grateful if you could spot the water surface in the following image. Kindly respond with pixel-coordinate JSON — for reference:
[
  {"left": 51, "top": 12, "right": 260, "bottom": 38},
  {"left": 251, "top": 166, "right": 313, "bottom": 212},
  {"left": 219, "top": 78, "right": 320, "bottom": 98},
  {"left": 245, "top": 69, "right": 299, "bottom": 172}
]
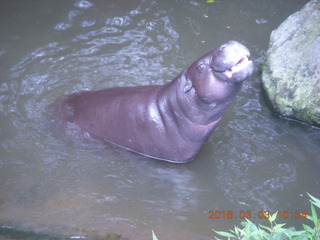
[{"left": 0, "top": 0, "right": 319, "bottom": 239}]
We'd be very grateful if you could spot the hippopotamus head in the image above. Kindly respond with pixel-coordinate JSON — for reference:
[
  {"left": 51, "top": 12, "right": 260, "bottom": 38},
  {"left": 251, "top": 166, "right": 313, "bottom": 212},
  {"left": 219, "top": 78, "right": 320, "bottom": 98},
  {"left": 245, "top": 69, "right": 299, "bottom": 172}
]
[{"left": 183, "top": 41, "right": 253, "bottom": 104}]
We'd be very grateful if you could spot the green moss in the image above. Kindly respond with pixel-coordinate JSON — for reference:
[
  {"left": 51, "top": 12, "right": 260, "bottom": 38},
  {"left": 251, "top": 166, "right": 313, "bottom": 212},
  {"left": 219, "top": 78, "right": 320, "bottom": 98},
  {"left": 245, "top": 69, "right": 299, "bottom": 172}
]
[
  {"left": 0, "top": 227, "right": 64, "bottom": 240},
  {"left": 102, "top": 233, "right": 129, "bottom": 240},
  {"left": 0, "top": 227, "right": 131, "bottom": 240}
]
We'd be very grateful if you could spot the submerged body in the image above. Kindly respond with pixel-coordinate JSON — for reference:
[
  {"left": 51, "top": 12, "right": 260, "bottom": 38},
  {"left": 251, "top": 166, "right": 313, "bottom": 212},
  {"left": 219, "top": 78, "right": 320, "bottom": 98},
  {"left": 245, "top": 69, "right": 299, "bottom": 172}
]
[{"left": 55, "top": 41, "right": 253, "bottom": 163}]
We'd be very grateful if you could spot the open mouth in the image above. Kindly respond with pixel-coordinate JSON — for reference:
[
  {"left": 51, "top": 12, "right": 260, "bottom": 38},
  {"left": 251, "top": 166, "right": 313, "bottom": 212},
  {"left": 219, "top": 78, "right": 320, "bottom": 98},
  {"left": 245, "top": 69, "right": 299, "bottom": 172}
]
[
  {"left": 232, "top": 55, "right": 250, "bottom": 71},
  {"left": 224, "top": 55, "right": 251, "bottom": 78}
]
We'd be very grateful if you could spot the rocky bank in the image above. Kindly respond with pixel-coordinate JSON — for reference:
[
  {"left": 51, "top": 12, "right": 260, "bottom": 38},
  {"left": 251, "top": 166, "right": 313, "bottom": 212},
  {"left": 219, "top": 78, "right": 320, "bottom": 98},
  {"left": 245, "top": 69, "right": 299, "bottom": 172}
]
[{"left": 261, "top": 0, "right": 320, "bottom": 127}]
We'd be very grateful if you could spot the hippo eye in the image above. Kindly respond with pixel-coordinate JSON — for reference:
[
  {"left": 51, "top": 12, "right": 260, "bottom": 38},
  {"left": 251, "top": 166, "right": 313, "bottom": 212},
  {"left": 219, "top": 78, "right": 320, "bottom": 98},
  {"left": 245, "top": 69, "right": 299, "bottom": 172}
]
[{"left": 197, "top": 63, "right": 207, "bottom": 73}]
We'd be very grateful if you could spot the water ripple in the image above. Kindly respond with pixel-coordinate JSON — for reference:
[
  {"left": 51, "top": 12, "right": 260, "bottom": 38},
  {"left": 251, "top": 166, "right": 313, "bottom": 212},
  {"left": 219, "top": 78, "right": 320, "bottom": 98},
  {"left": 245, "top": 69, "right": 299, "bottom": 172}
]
[
  {"left": 105, "top": 16, "right": 132, "bottom": 27},
  {"left": 74, "top": 0, "right": 94, "bottom": 10}
]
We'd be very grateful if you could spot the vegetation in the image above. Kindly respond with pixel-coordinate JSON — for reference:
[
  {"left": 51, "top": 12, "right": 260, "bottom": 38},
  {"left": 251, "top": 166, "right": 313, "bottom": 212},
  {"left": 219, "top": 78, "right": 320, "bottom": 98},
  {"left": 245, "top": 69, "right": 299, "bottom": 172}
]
[
  {"left": 152, "top": 230, "right": 158, "bottom": 240},
  {"left": 212, "top": 193, "right": 320, "bottom": 240},
  {"left": 153, "top": 194, "right": 320, "bottom": 240}
]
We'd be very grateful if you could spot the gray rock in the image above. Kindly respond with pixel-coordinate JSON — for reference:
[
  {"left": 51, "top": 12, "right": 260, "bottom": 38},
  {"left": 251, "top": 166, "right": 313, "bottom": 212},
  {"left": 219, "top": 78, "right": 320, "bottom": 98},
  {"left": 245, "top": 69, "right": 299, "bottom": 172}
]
[{"left": 261, "top": 0, "right": 320, "bottom": 127}]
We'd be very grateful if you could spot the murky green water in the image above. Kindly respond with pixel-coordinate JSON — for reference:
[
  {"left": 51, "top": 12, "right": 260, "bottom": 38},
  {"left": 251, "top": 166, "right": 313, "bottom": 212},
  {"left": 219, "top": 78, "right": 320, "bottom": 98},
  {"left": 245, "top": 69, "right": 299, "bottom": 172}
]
[{"left": 0, "top": 0, "right": 319, "bottom": 239}]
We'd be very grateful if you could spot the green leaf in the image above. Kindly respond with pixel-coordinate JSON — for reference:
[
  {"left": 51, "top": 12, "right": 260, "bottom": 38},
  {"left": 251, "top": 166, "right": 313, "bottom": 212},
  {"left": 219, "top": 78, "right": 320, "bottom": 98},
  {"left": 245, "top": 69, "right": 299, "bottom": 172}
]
[
  {"left": 306, "top": 214, "right": 313, "bottom": 222},
  {"left": 269, "top": 212, "right": 278, "bottom": 222},
  {"left": 270, "top": 232, "right": 283, "bottom": 240},
  {"left": 233, "top": 226, "right": 239, "bottom": 236},
  {"left": 212, "top": 229, "right": 236, "bottom": 238},
  {"left": 237, "top": 227, "right": 246, "bottom": 238},
  {"left": 152, "top": 230, "right": 158, "bottom": 240},
  {"left": 259, "top": 230, "right": 272, "bottom": 240},
  {"left": 310, "top": 202, "right": 318, "bottom": 227},
  {"left": 206, "top": 0, "right": 215, "bottom": 3},
  {"left": 259, "top": 224, "right": 271, "bottom": 232},
  {"left": 308, "top": 193, "right": 320, "bottom": 208},
  {"left": 273, "top": 223, "right": 286, "bottom": 230},
  {"left": 302, "top": 223, "right": 313, "bottom": 234},
  {"left": 281, "top": 228, "right": 304, "bottom": 238}
]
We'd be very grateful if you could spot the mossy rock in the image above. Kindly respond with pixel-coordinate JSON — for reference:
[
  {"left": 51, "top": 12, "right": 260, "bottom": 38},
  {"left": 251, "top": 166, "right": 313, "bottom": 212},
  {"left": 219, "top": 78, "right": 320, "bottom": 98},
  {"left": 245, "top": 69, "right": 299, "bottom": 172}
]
[{"left": 261, "top": 0, "right": 320, "bottom": 127}]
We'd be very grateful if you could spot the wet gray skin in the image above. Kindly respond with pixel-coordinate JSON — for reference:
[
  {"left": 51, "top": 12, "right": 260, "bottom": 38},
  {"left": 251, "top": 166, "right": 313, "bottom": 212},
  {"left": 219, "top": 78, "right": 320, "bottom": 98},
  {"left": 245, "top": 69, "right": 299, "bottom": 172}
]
[{"left": 55, "top": 41, "right": 254, "bottom": 163}]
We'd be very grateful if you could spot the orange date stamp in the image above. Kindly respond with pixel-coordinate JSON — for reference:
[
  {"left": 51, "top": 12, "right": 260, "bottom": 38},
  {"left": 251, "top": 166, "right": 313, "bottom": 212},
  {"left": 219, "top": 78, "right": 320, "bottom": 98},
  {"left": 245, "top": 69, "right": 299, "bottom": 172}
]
[{"left": 207, "top": 210, "right": 307, "bottom": 220}]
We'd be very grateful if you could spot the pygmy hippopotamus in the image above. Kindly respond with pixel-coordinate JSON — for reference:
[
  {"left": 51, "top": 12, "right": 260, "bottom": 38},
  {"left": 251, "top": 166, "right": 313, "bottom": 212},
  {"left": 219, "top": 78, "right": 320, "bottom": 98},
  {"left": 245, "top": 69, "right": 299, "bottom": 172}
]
[{"left": 55, "top": 41, "right": 254, "bottom": 163}]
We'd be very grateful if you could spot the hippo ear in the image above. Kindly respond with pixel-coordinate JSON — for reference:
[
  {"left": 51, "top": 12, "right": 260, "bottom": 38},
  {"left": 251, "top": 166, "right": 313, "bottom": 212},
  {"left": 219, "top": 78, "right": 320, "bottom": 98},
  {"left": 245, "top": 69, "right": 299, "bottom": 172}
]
[{"left": 183, "top": 78, "right": 193, "bottom": 93}]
